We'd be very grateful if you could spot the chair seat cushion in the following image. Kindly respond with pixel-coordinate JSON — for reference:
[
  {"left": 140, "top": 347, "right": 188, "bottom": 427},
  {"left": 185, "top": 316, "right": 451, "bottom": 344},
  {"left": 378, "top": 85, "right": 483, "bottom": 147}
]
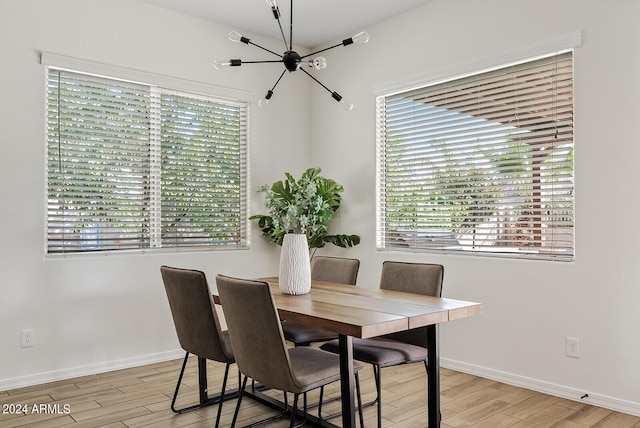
[
  {"left": 218, "top": 330, "right": 235, "bottom": 362},
  {"left": 282, "top": 321, "right": 338, "bottom": 345},
  {"left": 288, "top": 347, "right": 362, "bottom": 393},
  {"left": 320, "top": 337, "right": 427, "bottom": 367}
]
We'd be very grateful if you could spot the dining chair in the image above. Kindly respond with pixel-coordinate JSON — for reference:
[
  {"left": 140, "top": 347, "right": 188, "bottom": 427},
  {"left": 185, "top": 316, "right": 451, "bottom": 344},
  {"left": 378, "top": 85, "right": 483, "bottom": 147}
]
[
  {"left": 282, "top": 256, "right": 360, "bottom": 346},
  {"left": 160, "top": 266, "right": 237, "bottom": 428},
  {"left": 215, "top": 274, "right": 364, "bottom": 428},
  {"left": 320, "top": 261, "right": 444, "bottom": 428}
]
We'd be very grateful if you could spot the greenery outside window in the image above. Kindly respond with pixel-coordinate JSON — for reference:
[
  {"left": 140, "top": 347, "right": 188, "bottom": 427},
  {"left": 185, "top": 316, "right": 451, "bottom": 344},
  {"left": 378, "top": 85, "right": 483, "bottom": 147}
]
[
  {"left": 47, "top": 68, "right": 248, "bottom": 254},
  {"left": 376, "top": 52, "right": 574, "bottom": 261}
]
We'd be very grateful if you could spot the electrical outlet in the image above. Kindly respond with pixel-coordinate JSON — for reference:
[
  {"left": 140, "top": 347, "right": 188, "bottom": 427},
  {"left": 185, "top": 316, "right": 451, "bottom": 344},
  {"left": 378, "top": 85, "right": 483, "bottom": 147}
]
[
  {"left": 21, "top": 329, "right": 34, "bottom": 348},
  {"left": 566, "top": 337, "right": 579, "bottom": 358}
]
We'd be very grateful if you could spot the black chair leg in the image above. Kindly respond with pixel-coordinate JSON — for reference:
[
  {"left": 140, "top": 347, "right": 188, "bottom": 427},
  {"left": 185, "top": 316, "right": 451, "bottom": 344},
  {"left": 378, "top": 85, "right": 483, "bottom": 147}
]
[
  {"left": 289, "top": 393, "right": 300, "bottom": 428},
  {"left": 374, "top": 365, "right": 382, "bottom": 428},
  {"left": 355, "top": 372, "right": 364, "bottom": 428},
  {"left": 230, "top": 375, "right": 249, "bottom": 428},
  {"left": 317, "top": 386, "right": 324, "bottom": 419},
  {"left": 170, "top": 351, "right": 190, "bottom": 413},
  {"left": 214, "top": 362, "right": 231, "bottom": 428}
]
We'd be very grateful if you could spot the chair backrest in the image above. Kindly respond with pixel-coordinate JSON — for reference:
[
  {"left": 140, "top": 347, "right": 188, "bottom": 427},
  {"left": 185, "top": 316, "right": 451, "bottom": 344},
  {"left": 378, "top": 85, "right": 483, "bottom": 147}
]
[
  {"left": 311, "top": 256, "right": 360, "bottom": 285},
  {"left": 379, "top": 261, "right": 444, "bottom": 348},
  {"left": 380, "top": 261, "right": 443, "bottom": 297},
  {"left": 160, "top": 266, "right": 233, "bottom": 363},
  {"left": 215, "top": 274, "right": 300, "bottom": 392}
]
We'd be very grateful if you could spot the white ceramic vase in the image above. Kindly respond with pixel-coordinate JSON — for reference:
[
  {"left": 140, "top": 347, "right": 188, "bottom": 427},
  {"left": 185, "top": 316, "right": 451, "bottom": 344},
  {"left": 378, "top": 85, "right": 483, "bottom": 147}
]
[{"left": 279, "top": 233, "right": 311, "bottom": 295}]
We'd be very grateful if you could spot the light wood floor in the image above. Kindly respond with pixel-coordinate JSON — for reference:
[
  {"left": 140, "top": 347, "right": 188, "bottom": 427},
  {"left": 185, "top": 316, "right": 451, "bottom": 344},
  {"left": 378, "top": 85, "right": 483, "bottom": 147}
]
[{"left": 1, "top": 356, "right": 639, "bottom": 428}]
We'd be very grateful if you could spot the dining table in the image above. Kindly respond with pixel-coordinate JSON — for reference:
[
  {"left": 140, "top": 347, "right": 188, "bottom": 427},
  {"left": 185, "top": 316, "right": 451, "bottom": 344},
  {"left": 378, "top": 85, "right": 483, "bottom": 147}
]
[{"left": 214, "top": 277, "right": 482, "bottom": 428}]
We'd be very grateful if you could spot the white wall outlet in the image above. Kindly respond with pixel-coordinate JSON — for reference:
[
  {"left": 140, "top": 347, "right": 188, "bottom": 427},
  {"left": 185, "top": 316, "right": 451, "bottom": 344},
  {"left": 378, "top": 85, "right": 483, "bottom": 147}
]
[
  {"left": 21, "top": 329, "right": 34, "bottom": 348},
  {"left": 566, "top": 337, "right": 579, "bottom": 358}
]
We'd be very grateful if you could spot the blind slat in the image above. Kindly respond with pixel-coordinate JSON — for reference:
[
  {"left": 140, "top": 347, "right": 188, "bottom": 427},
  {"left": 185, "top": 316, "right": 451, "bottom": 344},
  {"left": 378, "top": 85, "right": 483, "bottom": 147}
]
[
  {"left": 376, "top": 52, "right": 574, "bottom": 261},
  {"left": 47, "top": 68, "right": 248, "bottom": 254}
]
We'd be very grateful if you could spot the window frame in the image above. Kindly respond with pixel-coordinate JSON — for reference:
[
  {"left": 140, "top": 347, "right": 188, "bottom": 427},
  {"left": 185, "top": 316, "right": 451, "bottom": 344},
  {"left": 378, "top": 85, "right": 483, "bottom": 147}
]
[
  {"left": 42, "top": 54, "right": 251, "bottom": 256},
  {"left": 375, "top": 45, "right": 577, "bottom": 262}
]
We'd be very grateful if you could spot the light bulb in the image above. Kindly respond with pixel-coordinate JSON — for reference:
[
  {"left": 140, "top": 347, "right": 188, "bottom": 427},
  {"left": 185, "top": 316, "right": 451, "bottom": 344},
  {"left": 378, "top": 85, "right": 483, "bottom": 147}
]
[
  {"left": 229, "top": 31, "right": 250, "bottom": 44},
  {"left": 351, "top": 31, "right": 370, "bottom": 44},
  {"left": 213, "top": 59, "right": 241, "bottom": 70},
  {"left": 308, "top": 56, "right": 327, "bottom": 70},
  {"left": 259, "top": 90, "right": 274, "bottom": 108},
  {"left": 341, "top": 99, "right": 354, "bottom": 111},
  {"left": 265, "top": 0, "right": 280, "bottom": 18},
  {"left": 213, "top": 59, "right": 229, "bottom": 70},
  {"left": 331, "top": 91, "right": 353, "bottom": 110}
]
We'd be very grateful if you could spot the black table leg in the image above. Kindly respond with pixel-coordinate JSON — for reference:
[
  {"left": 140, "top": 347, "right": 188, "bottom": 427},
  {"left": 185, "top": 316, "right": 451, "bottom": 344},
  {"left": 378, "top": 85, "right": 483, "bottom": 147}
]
[
  {"left": 338, "top": 334, "right": 356, "bottom": 428},
  {"left": 198, "top": 356, "right": 208, "bottom": 404},
  {"left": 427, "top": 324, "right": 441, "bottom": 427}
]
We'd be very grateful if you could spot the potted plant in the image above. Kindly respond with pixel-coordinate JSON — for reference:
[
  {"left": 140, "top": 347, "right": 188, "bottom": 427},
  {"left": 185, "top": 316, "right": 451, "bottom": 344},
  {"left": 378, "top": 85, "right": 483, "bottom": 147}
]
[{"left": 250, "top": 167, "right": 360, "bottom": 294}]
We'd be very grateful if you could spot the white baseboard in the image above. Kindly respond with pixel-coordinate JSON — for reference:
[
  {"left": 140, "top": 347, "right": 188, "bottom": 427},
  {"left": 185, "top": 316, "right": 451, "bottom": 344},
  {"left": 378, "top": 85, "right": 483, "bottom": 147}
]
[
  {"left": 441, "top": 358, "right": 640, "bottom": 417},
  {"left": 0, "top": 349, "right": 184, "bottom": 392},
  {"left": 4, "top": 352, "right": 639, "bottom": 419}
]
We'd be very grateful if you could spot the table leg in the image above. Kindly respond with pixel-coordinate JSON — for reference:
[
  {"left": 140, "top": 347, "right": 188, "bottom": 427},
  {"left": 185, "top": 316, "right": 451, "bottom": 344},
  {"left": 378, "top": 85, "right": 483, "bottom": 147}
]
[
  {"left": 338, "top": 334, "right": 356, "bottom": 428},
  {"left": 427, "top": 324, "right": 441, "bottom": 427},
  {"left": 198, "top": 357, "right": 208, "bottom": 404}
]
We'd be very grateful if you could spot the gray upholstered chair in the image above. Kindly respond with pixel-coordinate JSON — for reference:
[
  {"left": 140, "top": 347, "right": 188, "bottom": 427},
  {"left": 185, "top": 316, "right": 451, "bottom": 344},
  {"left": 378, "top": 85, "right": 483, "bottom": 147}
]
[
  {"left": 320, "top": 261, "right": 444, "bottom": 428},
  {"left": 282, "top": 256, "right": 360, "bottom": 346},
  {"left": 215, "top": 274, "right": 364, "bottom": 428},
  {"left": 160, "top": 266, "right": 236, "bottom": 427}
]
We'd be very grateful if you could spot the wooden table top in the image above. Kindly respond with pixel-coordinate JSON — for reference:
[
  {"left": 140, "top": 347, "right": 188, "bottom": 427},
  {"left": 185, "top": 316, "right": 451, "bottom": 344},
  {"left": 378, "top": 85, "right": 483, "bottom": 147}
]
[{"left": 258, "top": 277, "right": 482, "bottom": 339}]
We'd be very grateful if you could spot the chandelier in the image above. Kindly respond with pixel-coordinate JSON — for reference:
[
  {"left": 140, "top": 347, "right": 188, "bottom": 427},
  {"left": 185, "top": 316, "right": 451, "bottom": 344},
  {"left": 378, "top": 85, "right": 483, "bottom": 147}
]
[{"left": 214, "top": 0, "right": 369, "bottom": 110}]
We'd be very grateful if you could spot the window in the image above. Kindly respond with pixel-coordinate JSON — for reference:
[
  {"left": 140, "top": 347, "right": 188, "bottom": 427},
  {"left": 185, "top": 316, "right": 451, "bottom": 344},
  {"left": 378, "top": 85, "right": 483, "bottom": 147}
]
[
  {"left": 47, "top": 68, "right": 248, "bottom": 254},
  {"left": 376, "top": 52, "right": 574, "bottom": 261}
]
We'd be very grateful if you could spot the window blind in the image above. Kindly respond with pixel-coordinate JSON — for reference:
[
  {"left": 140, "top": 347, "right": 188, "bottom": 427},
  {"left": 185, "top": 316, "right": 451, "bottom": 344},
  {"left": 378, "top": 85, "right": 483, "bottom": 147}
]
[
  {"left": 47, "top": 69, "right": 248, "bottom": 254},
  {"left": 376, "top": 52, "right": 574, "bottom": 260}
]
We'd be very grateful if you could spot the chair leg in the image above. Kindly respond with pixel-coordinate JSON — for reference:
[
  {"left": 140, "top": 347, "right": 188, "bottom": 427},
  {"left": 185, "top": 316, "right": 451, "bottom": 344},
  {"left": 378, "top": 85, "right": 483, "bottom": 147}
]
[
  {"left": 170, "top": 351, "right": 190, "bottom": 413},
  {"left": 289, "top": 393, "right": 300, "bottom": 428},
  {"left": 374, "top": 365, "right": 382, "bottom": 428},
  {"left": 230, "top": 375, "right": 249, "bottom": 428},
  {"left": 214, "top": 362, "right": 232, "bottom": 428},
  {"left": 317, "top": 386, "right": 324, "bottom": 419},
  {"left": 355, "top": 372, "right": 364, "bottom": 428}
]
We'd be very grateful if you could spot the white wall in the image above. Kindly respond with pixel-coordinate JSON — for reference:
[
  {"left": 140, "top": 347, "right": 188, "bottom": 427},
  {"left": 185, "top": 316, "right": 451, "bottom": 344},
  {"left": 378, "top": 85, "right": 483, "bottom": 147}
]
[
  {"left": 2, "top": 0, "right": 640, "bottom": 418},
  {"left": 311, "top": 0, "right": 640, "bottom": 415},
  {"left": 0, "top": 0, "right": 312, "bottom": 388}
]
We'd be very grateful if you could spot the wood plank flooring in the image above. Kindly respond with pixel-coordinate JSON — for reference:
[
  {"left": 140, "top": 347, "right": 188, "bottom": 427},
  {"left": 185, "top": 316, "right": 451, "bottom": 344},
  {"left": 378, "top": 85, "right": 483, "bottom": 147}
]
[{"left": 1, "top": 356, "right": 638, "bottom": 428}]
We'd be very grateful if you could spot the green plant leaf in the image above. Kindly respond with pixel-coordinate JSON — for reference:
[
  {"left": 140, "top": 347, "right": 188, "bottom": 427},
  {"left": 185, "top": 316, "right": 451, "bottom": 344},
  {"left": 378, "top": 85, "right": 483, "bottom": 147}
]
[
  {"left": 249, "top": 167, "right": 360, "bottom": 249},
  {"left": 323, "top": 234, "right": 361, "bottom": 248}
]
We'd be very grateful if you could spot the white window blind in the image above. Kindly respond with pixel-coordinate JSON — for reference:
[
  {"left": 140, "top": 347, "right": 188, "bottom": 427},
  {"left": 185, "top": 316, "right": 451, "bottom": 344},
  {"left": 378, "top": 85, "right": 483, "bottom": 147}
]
[
  {"left": 47, "top": 69, "right": 248, "bottom": 254},
  {"left": 376, "top": 52, "right": 574, "bottom": 261}
]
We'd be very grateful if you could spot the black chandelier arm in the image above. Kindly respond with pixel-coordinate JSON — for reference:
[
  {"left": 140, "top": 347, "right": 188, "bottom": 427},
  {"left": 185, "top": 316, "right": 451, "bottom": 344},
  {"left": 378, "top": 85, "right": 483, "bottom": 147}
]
[
  {"left": 301, "top": 33, "right": 368, "bottom": 59},
  {"left": 269, "top": 70, "right": 287, "bottom": 92},
  {"left": 276, "top": 15, "right": 288, "bottom": 51},
  {"left": 299, "top": 67, "right": 336, "bottom": 96},
  {"left": 289, "top": 0, "right": 294, "bottom": 50},
  {"left": 268, "top": 1, "right": 289, "bottom": 52},
  {"left": 300, "top": 43, "right": 344, "bottom": 60},
  {"left": 235, "top": 60, "right": 284, "bottom": 65},
  {"left": 246, "top": 40, "right": 284, "bottom": 58}
]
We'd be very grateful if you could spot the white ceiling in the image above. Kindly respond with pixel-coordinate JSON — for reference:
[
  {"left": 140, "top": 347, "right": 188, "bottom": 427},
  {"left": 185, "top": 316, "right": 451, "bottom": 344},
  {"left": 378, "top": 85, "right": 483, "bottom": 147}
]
[{"left": 141, "top": 0, "right": 435, "bottom": 48}]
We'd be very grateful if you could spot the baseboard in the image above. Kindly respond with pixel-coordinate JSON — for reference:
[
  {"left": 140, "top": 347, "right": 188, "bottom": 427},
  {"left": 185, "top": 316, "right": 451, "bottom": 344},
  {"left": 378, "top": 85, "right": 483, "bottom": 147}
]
[
  {"left": 441, "top": 358, "right": 640, "bottom": 417},
  {"left": 0, "top": 349, "right": 185, "bottom": 392},
  {"left": 4, "top": 352, "right": 638, "bottom": 418}
]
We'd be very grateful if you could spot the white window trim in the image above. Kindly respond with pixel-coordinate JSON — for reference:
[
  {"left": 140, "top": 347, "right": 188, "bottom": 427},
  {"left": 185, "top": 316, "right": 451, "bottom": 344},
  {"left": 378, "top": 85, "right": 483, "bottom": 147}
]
[
  {"left": 375, "top": 33, "right": 580, "bottom": 262},
  {"left": 374, "top": 31, "right": 582, "bottom": 98},
  {"left": 42, "top": 53, "right": 252, "bottom": 257}
]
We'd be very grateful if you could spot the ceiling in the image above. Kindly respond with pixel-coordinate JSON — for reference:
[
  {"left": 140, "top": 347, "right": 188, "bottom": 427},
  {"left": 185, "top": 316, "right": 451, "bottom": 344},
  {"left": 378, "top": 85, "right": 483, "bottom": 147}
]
[{"left": 141, "top": 0, "right": 435, "bottom": 48}]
